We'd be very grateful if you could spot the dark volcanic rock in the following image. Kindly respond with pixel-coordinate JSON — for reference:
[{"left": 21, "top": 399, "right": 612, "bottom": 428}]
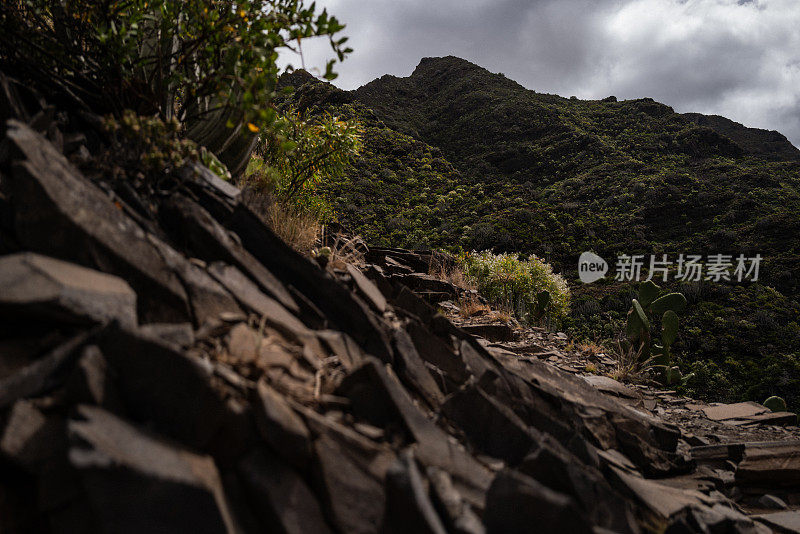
[
  {"left": 407, "top": 321, "right": 470, "bottom": 386},
  {"left": 4, "top": 120, "right": 192, "bottom": 323},
  {"left": 441, "top": 384, "right": 539, "bottom": 465},
  {"left": 391, "top": 328, "right": 445, "bottom": 408},
  {"left": 459, "top": 323, "right": 515, "bottom": 342},
  {"left": 382, "top": 450, "right": 448, "bottom": 534},
  {"left": 0, "top": 329, "right": 98, "bottom": 410},
  {"left": 338, "top": 357, "right": 492, "bottom": 509},
  {"left": 735, "top": 441, "right": 800, "bottom": 488},
  {"left": 67, "top": 405, "right": 238, "bottom": 534},
  {"left": 0, "top": 399, "right": 65, "bottom": 473},
  {"left": 228, "top": 203, "right": 393, "bottom": 362},
  {"left": 0, "top": 252, "right": 137, "bottom": 327},
  {"left": 97, "top": 325, "right": 228, "bottom": 450},
  {"left": 252, "top": 379, "right": 312, "bottom": 469},
  {"left": 159, "top": 193, "right": 299, "bottom": 314},
  {"left": 238, "top": 447, "right": 332, "bottom": 534},
  {"left": 303, "top": 407, "right": 395, "bottom": 534},
  {"left": 518, "top": 435, "right": 639, "bottom": 533},
  {"left": 0, "top": 99, "right": 779, "bottom": 534},
  {"left": 484, "top": 469, "right": 592, "bottom": 534}
]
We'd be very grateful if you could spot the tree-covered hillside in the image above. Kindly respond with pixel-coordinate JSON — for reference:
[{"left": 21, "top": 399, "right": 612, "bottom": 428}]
[{"left": 278, "top": 58, "right": 800, "bottom": 409}]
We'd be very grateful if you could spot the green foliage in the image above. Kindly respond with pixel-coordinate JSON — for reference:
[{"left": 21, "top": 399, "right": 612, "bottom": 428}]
[
  {"left": 1, "top": 0, "right": 349, "bottom": 120},
  {"left": 460, "top": 251, "right": 570, "bottom": 326},
  {"left": 624, "top": 282, "right": 688, "bottom": 385},
  {"left": 258, "top": 108, "right": 362, "bottom": 199},
  {"left": 245, "top": 108, "right": 362, "bottom": 222},
  {"left": 531, "top": 290, "right": 551, "bottom": 322},
  {"left": 1, "top": 0, "right": 350, "bottom": 174},
  {"left": 277, "top": 60, "right": 800, "bottom": 409},
  {"left": 103, "top": 111, "right": 200, "bottom": 177},
  {"left": 763, "top": 396, "right": 787, "bottom": 412}
]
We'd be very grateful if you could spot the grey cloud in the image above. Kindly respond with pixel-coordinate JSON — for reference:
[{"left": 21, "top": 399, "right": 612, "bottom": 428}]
[{"left": 294, "top": 0, "right": 800, "bottom": 146}]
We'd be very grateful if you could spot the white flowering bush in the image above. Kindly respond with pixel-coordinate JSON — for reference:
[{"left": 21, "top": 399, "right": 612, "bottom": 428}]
[{"left": 460, "top": 251, "right": 571, "bottom": 325}]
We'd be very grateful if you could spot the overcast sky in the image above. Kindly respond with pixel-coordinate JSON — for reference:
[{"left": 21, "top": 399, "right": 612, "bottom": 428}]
[{"left": 284, "top": 0, "right": 800, "bottom": 147}]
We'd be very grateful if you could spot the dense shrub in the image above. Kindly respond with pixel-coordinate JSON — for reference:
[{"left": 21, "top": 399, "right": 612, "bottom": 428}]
[
  {"left": 246, "top": 108, "right": 362, "bottom": 220},
  {"left": 461, "top": 251, "right": 570, "bottom": 326},
  {"left": 0, "top": 0, "right": 350, "bottom": 174}
]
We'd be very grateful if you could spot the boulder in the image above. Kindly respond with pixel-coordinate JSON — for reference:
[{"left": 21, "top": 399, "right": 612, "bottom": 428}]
[
  {"left": 206, "top": 262, "right": 309, "bottom": 341},
  {"left": 97, "top": 325, "right": 228, "bottom": 450},
  {"left": 382, "top": 450, "right": 448, "bottom": 534},
  {"left": 441, "top": 384, "right": 539, "bottom": 465},
  {"left": 67, "top": 405, "right": 239, "bottom": 533},
  {"left": 347, "top": 263, "right": 388, "bottom": 313},
  {"left": 582, "top": 375, "right": 639, "bottom": 399},
  {"left": 252, "top": 379, "right": 312, "bottom": 469},
  {"left": 391, "top": 328, "right": 445, "bottom": 408},
  {"left": 483, "top": 469, "right": 592, "bottom": 534},
  {"left": 301, "top": 407, "right": 395, "bottom": 534},
  {"left": 393, "top": 273, "right": 459, "bottom": 297},
  {"left": 158, "top": 193, "right": 299, "bottom": 313},
  {"left": 407, "top": 322, "right": 469, "bottom": 386},
  {"left": 0, "top": 253, "right": 136, "bottom": 327},
  {"left": 228, "top": 203, "right": 393, "bottom": 362},
  {"left": 460, "top": 324, "right": 515, "bottom": 343},
  {"left": 0, "top": 328, "right": 98, "bottom": 410},
  {"left": 137, "top": 322, "right": 195, "bottom": 349},
  {"left": 701, "top": 402, "right": 770, "bottom": 422},
  {"left": 735, "top": 441, "right": 800, "bottom": 488},
  {"left": 337, "top": 358, "right": 493, "bottom": 509},
  {"left": 64, "top": 345, "right": 122, "bottom": 409},
  {"left": 0, "top": 400, "right": 65, "bottom": 473},
  {"left": 5, "top": 120, "right": 192, "bottom": 323},
  {"left": 756, "top": 511, "right": 800, "bottom": 533},
  {"left": 518, "top": 436, "right": 639, "bottom": 533},
  {"left": 426, "top": 467, "right": 484, "bottom": 534},
  {"left": 238, "top": 447, "right": 332, "bottom": 534}
]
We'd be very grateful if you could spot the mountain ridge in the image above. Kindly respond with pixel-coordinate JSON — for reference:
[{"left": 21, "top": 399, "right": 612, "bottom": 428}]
[{"left": 278, "top": 57, "right": 800, "bottom": 410}]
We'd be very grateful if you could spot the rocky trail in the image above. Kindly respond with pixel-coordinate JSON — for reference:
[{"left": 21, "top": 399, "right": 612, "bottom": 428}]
[{"left": 0, "top": 77, "right": 799, "bottom": 534}]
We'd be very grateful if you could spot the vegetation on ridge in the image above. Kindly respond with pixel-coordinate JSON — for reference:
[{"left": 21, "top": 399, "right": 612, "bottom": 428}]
[{"left": 279, "top": 58, "right": 800, "bottom": 411}]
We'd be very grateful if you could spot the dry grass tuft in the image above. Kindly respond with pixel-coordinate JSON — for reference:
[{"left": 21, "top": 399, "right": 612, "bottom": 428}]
[
  {"left": 264, "top": 200, "right": 321, "bottom": 254},
  {"left": 324, "top": 233, "right": 367, "bottom": 271},
  {"left": 609, "top": 340, "right": 646, "bottom": 383},
  {"left": 429, "top": 258, "right": 473, "bottom": 291},
  {"left": 576, "top": 341, "right": 604, "bottom": 358},
  {"left": 457, "top": 295, "right": 491, "bottom": 319}
]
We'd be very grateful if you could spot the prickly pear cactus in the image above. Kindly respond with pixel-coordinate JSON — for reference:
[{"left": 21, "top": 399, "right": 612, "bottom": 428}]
[
  {"left": 650, "top": 293, "right": 687, "bottom": 315},
  {"left": 763, "top": 396, "right": 787, "bottom": 412},
  {"left": 638, "top": 280, "right": 660, "bottom": 308}
]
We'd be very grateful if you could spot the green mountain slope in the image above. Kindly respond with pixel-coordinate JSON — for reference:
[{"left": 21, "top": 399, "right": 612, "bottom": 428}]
[{"left": 279, "top": 58, "right": 800, "bottom": 408}]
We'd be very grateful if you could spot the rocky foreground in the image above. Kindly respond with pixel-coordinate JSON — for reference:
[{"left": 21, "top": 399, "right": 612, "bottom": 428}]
[{"left": 1, "top": 77, "right": 799, "bottom": 534}]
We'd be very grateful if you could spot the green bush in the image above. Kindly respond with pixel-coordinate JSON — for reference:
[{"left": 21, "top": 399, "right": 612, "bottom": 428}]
[
  {"left": 0, "top": 0, "right": 350, "bottom": 174},
  {"left": 245, "top": 108, "right": 362, "bottom": 222},
  {"left": 460, "top": 251, "right": 570, "bottom": 326}
]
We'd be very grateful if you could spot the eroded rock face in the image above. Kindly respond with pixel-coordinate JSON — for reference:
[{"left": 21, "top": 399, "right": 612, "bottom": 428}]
[{"left": 0, "top": 117, "right": 793, "bottom": 534}]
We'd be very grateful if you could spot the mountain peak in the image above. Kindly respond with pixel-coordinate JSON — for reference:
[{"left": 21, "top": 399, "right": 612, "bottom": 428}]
[{"left": 411, "top": 55, "right": 483, "bottom": 75}]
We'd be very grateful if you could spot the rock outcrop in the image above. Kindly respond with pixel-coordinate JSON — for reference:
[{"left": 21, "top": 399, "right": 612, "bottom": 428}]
[{"left": 1, "top": 86, "right": 798, "bottom": 534}]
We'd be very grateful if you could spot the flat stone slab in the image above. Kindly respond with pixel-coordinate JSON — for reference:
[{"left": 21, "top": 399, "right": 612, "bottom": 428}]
[
  {"left": 735, "top": 440, "right": 800, "bottom": 487},
  {"left": 740, "top": 411, "right": 798, "bottom": 427},
  {"left": 582, "top": 375, "right": 638, "bottom": 399},
  {"left": 0, "top": 252, "right": 137, "bottom": 327},
  {"left": 68, "top": 405, "right": 237, "bottom": 533},
  {"left": 756, "top": 511, "right": 800, "bottom": 533},
  {"left": 701, "top": 402, "right": 770, "bottom": 421},
  {"left": 460, "top": 323, "right": 515, "bottom": 342}
]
